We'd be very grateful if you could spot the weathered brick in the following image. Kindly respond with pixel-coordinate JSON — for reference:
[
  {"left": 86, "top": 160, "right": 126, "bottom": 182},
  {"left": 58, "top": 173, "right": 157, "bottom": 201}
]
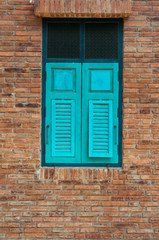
[{"left": 0, "top": 0, "right": 159, "bottom": 239}]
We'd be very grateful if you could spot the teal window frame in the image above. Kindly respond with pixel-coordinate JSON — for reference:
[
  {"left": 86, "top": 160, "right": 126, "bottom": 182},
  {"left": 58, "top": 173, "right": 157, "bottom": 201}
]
[{"left": 42, "top": 18, "right": 123, "bottom": 167}]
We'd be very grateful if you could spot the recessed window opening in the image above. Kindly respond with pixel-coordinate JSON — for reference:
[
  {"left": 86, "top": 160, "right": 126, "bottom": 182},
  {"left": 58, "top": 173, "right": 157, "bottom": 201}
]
[{"left": 43, "top": 19, "right": 123, "bottom": 167}]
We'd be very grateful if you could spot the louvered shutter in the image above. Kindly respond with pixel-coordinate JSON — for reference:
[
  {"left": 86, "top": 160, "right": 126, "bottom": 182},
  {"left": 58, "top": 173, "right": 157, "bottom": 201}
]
[
  {"left": 52, "top": 100, "right": 75, "bottom": 157},
  {"left": 82, "top": 63, "right": 119, "bottom": 164},
  {"left": 45, "top": 63, "right": 81, "bottom": 164},
  {"left": 89, "top": 100, "right": 113, "bottom": 158}
]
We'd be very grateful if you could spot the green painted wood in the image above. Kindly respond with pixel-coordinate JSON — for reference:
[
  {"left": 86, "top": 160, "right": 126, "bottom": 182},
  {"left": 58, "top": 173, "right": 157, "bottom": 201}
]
[
  {"left": 53, "top": 69, "right": 75, "bottom": 91},
  {"left": 45, "top": 63, "right": 119, "bottom": 164},
  {"left": 45, "top": 63, "right": 81, "bottom": 163},
  {"left": 82, "top": 63, "right": 119, "bottom": 164},
  {"left": 89, "top": 100, "right": 113, "bottom": 158},
  {"left": 90, "top": 70, "right": 112, "bottom": 91},
  {"left": 52, "top": 99, "right": 75, "bottom": 157}
]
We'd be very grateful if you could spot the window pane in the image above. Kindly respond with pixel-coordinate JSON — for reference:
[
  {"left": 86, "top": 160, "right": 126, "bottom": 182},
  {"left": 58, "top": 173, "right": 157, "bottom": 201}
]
[
  {"left": 47, "top": 23, "right": 80, "bottom": 59},
  {"left": 85, "top": 23, "right": 118, "bottom": 59}
]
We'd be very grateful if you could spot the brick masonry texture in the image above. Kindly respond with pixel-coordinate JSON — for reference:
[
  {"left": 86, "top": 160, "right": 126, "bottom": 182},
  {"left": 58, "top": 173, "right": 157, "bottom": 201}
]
[
  {"left": 34, "top": 0, "right": 132, "bottom": 18},
  {"left": 1, "top": 0, "right": 159, "bottom": 239}
]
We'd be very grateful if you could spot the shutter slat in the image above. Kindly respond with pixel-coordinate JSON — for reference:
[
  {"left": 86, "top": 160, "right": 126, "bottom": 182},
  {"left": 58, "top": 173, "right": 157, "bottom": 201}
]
[
  {"left": 56, "top": 124, "right": 71, "bottom": 127},
  {"left": 89, "top": 100, "right": 113, "bottom": 158}
]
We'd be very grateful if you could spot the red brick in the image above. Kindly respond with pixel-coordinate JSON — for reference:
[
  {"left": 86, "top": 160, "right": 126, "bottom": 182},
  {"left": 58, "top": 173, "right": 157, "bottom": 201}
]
[
  {"left": 54, "top": 0, "right": 59, "bottom": 17},
  {"left": 60, "top": 0, "right": 65, "bottom": 16},
  {"left": 34, "top": 0, "right": 132, "bottom": 18},
  {"left": 111, "top": 0, "right": 115, "bottom": 17},
  {"left": 20, "top": 233, "right": 45, "bottom": 238},
  {"left": 106, "top": 0, "right": 111, "bottom": 17},
  {"left": 96, "top": 0, "right": 101, "bottom": 18},
  {"left": 6, "top": 234, "right": 19, "bottom": 238}
]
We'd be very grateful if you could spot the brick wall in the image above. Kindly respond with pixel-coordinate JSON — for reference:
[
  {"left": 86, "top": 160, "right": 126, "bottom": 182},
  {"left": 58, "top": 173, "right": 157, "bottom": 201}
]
[{"left": 1, "top": 0, "right": 159, "bottom": 239}]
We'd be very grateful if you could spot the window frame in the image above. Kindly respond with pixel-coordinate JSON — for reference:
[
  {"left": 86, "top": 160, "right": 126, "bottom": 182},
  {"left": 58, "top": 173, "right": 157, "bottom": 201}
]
[{"left": 42, "top": 18, "right": 123, "bottom": 167}]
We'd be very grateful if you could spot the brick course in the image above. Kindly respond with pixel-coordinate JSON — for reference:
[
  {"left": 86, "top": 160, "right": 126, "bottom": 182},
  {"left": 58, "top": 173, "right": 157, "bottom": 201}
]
[
  {"left": 1, "top": 0, "right": 159, "bottom": 239},
  {"left": 34, "top": 0, "right": 132, "bottom": 18}
]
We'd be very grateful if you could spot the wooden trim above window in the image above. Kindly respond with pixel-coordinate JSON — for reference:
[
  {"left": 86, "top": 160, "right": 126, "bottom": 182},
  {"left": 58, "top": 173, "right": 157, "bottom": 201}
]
[{"left": 34, "top": 0, "right": 131, "bottom": 18}]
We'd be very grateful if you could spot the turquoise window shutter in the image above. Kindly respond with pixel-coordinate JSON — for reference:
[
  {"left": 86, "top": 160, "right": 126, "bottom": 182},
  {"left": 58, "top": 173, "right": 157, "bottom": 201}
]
[
  {"left": 45, "top": 63, "right": 119, "bottom": 165},
  {"left": 82, "top": 63, "right": 119, "bottom": 164},
  {"left": 45, "top": 63, "right": 81, "bottom": 164},
  {"left": 89, "top": 100, "right": 113, "bottom": 158}
]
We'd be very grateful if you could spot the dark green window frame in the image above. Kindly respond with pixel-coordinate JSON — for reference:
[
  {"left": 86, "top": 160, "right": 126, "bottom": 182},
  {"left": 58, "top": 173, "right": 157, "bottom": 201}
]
[{"left": 42, "top": 18, "right": 123, "bottom": 167}]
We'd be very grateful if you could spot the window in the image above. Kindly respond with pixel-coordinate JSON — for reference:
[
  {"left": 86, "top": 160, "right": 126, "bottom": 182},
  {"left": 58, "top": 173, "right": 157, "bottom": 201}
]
[
  {"left": 85, "top": 23, "right": 118, "bottom": 59},
  {"left": 47, "top": 23, "right": 80, "bottom": 59},
  {"left": 43, "top": 19, "right": 123, "bottom": 167}
]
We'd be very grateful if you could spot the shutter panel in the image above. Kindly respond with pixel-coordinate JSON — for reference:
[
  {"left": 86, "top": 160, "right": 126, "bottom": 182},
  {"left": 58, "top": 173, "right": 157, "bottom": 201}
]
[
  {"left": 82, "top": 63, "right": 119, "bottom": 164},
  {"left": 52, "top": 100, "right": 75, "bottom": 157},
  {"left": 89, "top": 100, "right": 113, "bottom": 158},
  {"left": 45, "top": 63, "right": 81, "bottom": 164}
]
